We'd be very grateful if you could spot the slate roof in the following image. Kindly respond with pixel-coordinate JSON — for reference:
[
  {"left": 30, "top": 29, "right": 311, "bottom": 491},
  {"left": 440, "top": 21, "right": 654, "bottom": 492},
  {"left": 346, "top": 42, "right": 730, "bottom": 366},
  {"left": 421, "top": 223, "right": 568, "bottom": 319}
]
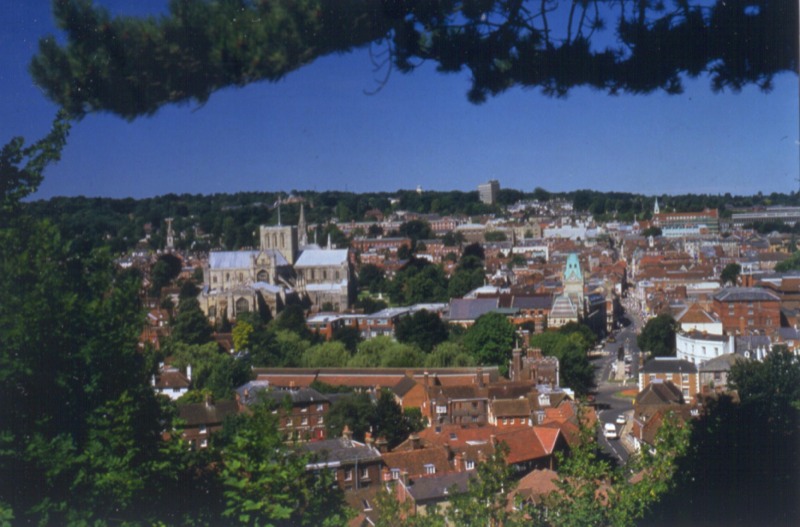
[
  {"left": 295, "top": 249, "right": 349, "bottom": 267},
  {"left": 305, "top": 281, "right": 348, "bottom": 292},
  {"left": 235, "top": 384, "right": 329, "bottom": 407},
  {"left": 303, "top": 437, "right": 382, "bottom": 466},
  {"left": 178, "top": 400, "right": 239, "bottom": 426},
  {"left": 698, "top": 353, "right": 743, "bottom": 372},
  {"left": 406, "top": 472, "right": 472, "bottom": 503},
  {"left": 209, "top": 250, "right": 288, "bottom": 269},
  {"left": 641, "top": 357, "right": 697, "bottom": 374},
  {"left": 712, "top": 287, "right": 780, "bottom": 303},
  {"left": 447, "top": 298, "right": 499, "bottom": 321}
]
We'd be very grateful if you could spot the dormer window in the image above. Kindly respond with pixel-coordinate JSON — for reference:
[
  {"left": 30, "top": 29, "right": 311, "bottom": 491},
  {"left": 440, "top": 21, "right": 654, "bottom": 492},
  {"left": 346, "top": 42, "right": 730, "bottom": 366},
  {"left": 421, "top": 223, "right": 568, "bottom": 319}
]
[{"left": 424, "top": 464, "right": 436, "bottom": 475}]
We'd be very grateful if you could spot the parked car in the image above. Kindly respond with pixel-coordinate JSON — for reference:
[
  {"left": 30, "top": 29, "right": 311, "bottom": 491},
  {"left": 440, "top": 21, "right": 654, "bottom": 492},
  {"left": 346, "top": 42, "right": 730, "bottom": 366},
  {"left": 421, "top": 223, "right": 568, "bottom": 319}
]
[
  {"left": 616, "top": 414, "right": 626, "bottom": 425},
  {"left": 603, "top": 422, "right": 618, "bottom": 439}
]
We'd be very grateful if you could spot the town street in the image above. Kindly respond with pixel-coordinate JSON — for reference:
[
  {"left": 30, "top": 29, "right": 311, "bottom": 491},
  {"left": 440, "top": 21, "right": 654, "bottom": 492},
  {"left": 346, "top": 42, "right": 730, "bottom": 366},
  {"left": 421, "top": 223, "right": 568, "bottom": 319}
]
[{"left": 591, "top": 308, "right": 644, "bottom": 465}]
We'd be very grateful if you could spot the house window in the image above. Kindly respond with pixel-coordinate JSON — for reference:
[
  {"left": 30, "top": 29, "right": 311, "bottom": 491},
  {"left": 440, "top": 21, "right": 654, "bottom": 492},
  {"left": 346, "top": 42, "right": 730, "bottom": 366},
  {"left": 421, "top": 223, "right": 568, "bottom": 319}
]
[
  {"left": 747, "top": 319, "right": 754, "bottom": 326},
  {"left": 391, "top": 468, "right": 401, "bottom": 480},
  {"left": 436, "top": 405, "right": 447, "bottom": 414},
  {"left": 361, "top": 467, "right": 370, "bottom": 479},
  {"left": 301, "top": 407, "right": 308, "bottom": 413},
  {"left": 510, "top": 418, "right": 515, "bottom": 425},
  {"left": 316, "top": 404, "right": 324, "bottom": 412},
  {"left": 362, "top": 499, "right": 372, "bottom": 512},
  {"left": 502, "top": 418, "right": 508, "bottom": 425},
  {"left": 344, "top": 469, "right": 353, "bottom": 481},
  {"left": 286, "top": 418, "right": 293, "bottom": 426},
  {"left": 681, "top": 373, "right": 689, "bottom": 384},
  {"left": 301, "top": 417, "right": 308, "bottom": 426},
  {"left": 465, "top": 460, "right": 475, "bottom": 470},
  {"left": 199, "top": 425, "right": 207, "bottom": 435},
  {"left": 424, "top": 464, "right": 436, "bottom": 475},
  {"left": 317, "top": 416, "right": 324, "bottom": 425},
  {"left": 200, "top": 439, "right": 208, "bottom": 448}
]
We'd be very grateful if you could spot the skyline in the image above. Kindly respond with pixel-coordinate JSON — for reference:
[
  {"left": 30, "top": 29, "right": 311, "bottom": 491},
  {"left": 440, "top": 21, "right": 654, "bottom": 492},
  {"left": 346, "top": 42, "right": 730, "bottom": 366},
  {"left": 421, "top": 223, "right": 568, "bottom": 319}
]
[{"left": 3, "top": 1, "right": 799, "bottom": 201}]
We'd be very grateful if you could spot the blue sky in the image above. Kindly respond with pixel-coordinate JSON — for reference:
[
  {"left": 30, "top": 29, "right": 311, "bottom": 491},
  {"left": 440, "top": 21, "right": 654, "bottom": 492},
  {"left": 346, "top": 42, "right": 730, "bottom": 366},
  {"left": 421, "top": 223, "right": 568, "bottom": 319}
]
[{"left": 2, "top": 1, "right": 798, "bottom": 200}]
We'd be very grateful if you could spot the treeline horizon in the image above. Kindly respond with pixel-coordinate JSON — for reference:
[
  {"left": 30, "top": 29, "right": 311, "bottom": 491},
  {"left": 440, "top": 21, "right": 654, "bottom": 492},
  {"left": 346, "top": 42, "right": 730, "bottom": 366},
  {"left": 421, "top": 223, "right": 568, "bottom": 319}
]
[{"left": 22, "top": 188, "right": 800, "bottom": 254}]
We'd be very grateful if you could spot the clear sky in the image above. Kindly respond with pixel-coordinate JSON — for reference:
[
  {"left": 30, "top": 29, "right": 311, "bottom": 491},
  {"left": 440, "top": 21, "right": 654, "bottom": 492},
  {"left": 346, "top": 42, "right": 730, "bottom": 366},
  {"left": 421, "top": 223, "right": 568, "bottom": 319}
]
[{"left": 2, "top": 1, "right": 798, "bottom": 200}]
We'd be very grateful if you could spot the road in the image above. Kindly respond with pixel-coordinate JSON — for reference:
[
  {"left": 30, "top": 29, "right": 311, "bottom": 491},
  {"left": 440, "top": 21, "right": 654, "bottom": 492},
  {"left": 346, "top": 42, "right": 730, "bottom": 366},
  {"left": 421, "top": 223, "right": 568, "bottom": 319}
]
[{"left": 590, "top": 305, "right": 645, "bottom": 465}]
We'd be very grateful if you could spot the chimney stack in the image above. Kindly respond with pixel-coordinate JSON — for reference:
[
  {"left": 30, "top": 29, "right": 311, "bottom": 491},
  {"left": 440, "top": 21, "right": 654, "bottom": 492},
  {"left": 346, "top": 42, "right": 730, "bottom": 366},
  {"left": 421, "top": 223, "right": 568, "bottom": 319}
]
[
  {"left": 410, "top": 434, "right": 421, "bottom": 450},
  {"left": 511, "top": 348, "right": 522, "bottom": 382}
]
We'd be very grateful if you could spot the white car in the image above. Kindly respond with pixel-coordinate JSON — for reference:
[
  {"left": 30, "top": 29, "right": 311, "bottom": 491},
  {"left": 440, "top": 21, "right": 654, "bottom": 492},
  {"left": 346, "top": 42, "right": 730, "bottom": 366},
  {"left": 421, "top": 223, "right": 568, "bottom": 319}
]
[
  {"left": 616, "top": 415, "right": 626, "bottom": 425},
  {"left": 603, "top": 422, "right": 618, "bottom": 439}
]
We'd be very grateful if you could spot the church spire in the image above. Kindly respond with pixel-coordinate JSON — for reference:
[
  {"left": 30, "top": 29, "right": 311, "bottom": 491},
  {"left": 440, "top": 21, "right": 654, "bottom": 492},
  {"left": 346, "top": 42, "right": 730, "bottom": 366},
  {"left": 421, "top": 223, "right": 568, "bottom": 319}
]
[
  {"left": 654, "top": 197, "right": 660, "bottom": 215},
  {"left": 298, "top": 203, "right": 308, "bottom": 246}
]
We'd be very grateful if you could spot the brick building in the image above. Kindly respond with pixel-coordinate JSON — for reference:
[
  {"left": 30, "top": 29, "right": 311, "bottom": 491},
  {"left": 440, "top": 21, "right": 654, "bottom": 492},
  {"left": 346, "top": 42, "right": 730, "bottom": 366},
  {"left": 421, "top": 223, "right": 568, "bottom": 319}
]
[{"left": 711, "top": 287, "right": 781, "bottom": 335}]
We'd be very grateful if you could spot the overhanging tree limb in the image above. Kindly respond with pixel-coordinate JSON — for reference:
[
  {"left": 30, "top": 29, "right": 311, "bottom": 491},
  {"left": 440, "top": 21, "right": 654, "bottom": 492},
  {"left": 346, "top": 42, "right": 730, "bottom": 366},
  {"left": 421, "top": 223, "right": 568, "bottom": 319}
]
[{"left": 31, "top": 0, "right": 798, "bottom": 120}]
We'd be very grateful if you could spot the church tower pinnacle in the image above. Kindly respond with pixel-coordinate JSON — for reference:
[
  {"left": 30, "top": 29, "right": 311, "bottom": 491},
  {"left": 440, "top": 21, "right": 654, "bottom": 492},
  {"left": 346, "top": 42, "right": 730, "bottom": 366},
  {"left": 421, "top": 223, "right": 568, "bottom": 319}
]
[{"left": 298, "top": 203, "right": 308, "bottom": 246}]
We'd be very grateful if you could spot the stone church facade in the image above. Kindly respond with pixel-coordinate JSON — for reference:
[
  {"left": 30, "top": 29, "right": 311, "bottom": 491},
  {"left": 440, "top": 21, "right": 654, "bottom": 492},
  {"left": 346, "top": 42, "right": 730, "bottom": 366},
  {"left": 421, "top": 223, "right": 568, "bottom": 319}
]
[{"left": 198, "top": 205, "right": 353, "bottom": 323}]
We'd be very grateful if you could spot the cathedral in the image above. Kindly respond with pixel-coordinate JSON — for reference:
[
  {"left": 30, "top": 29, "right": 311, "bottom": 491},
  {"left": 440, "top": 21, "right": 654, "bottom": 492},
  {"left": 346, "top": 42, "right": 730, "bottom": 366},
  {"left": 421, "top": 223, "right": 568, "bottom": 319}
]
[{"left": 198, "top": 205, "right": 353, "bottom": 324}]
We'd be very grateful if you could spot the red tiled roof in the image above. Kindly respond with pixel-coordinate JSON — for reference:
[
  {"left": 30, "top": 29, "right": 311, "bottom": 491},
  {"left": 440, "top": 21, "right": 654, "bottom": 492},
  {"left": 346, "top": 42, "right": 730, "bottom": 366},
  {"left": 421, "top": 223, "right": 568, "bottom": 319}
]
[{"left": 382, "top": 445, "right": 451, "bottom": 479}]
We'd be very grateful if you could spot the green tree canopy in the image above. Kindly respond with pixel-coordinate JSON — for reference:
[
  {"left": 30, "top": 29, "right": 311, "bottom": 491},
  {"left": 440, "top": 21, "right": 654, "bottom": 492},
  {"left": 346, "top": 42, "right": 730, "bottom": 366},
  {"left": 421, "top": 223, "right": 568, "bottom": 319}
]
[
  {"left": 462, "top": 312, "right": 515, "bottom": 373},
  {"left": 394, "top": 310, "right": 450, "bottom": 352},
  {"left": 300, "top": 341, "right": 351, "bottom": 368},
  {"left": 528, "top": 331, "right": 595, "bottom": 396},
  {"left": 31, "top": 1, "right": 797, "bottom": 120},
  {"left": 637, "top": 313, "right": 678, "bottom": 357},
  {"left": 720, "top": 262, "right": 741, "bottom": 286},
  {"left": 349, "top": 337, "right": 424, "bottom": 368},
  {"left": 424, "top": 341, "right": 476, "bottom": 368},
  {"left": 216, "top": 402, "right": 350, "bottom": 526},
  {"left": 171, "top": 296, "right": 214, "bottom": 345}
]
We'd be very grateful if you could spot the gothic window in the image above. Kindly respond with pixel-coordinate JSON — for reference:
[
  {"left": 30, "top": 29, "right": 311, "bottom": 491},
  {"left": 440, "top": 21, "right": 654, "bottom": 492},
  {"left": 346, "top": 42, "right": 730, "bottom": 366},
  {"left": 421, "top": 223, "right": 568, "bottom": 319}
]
[
  {"left": 323, "top": 270, "right": 327, "bottom": 280},
  {"left": 235, "top": 297, "right": 250, "bottom": 314},
  {"left": 208, "top": 306, "right": 216, "bottom": 317},
  {"left": 257, "top": 270, "right": 269, "bottom": 282}
]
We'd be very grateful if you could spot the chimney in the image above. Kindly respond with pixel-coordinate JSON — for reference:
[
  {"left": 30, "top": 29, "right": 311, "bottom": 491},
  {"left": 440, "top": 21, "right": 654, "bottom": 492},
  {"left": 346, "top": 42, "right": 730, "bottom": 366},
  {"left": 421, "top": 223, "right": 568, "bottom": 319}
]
[
  {"left": 401, "top": 470, "right": 409, "bottom": 487},
  {"left": 365, "top": 431, "right": 374, "bottom": 447},
  {"left": 342, "top": 425, "right": 353, "bottom": 441},
  {"left": 376, "top": 436, "right": 389, "bottom": 454},
  {"left": 410, "top": 434, "right": 421, "bottom": 450},
  {"left": 204, "top": 393, "right": 214, "bottom": 409},
  {"left": 512, "top": 349, "right": 522, "bottom": 382},
  {"left": 454, "top": 451, "right": 463, "bottom": 472},
  {"left": 476, "top": 367, "right": 485, "bottom": 389},
  {"left": 382, "top": 466, "right": 392, "bottom": 482}
]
